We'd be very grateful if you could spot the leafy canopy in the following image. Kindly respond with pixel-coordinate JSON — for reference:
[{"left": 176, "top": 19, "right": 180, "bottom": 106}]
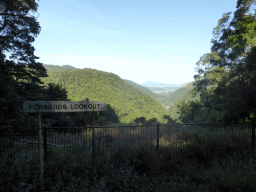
[{"left": 178, "top": 0, "right": 256, "bottom": 123}]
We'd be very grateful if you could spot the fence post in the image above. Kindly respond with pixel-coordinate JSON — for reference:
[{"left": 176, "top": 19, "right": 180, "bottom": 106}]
[
  {"left": 44, "top": 126, "right": 47, "bottom": 161},
  {"left": 156, "top": 123, "right": 159, "bottom": 152},
  {"left": 252, "top": 119, "right": 255, "bottom": 149}
]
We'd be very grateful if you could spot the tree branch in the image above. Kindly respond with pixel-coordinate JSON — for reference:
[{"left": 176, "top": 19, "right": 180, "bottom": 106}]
[{"left": 0, "top": 0, "right": 8, "bottom": 34}]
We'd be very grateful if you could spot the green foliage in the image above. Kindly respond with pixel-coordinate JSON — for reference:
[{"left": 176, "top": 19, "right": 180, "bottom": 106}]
[
  {"left": 163, "top": 114, "right": 176, "bottom": 124},
  {"left": 0, "top": 151, "right": 42, "bottom": 191},
  {"left": 44, "top": 64, "right": 77, "bottom": 72},
  {"left": 165, "top": 82, "right": 200, "bottom": 123},
  {"left": 125, "top": 80, "right": 169, "bottom": 105},
  {"left": 1, "top": 124, "right": 256, "bottom": 191},
  {"left": 0, "top": 65, "right": 25, "bottom": 130},
  {"left": 165, "top": 82, "right": 195, "bottom": 107},
  {"left": 96, "top": 104, "right": 120, "bottom": 125},
  {"left": 0, "top": 3, "right": 75, "bottom": 130},
  {"left": 134, "top": 116, "right": 146, "bottom": 125},
  {"left": 0, "top": 1, "right": 50, "bottom": 130},
  {"left": 0, "top": 0, "right": 47, "bottom": 83},
  {"left": 184, "top": 1, "right": 256, "bottom": 123},
  {"left": 42, "top": 66, "right": 170, "bottom": 124},
  {"left": 146, "top": 117, "right": 158, "bottom": 125},
  {"left": 43, "top": 83, "right": 69, "bottom": 101}
]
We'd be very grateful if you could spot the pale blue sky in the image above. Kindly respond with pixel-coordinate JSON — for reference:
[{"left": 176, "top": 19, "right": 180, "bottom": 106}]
[{"left": 34, "top": 0, "right": 237, "bottom": 84}]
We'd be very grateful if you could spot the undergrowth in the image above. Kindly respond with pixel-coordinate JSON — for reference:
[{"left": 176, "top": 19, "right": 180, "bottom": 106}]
[{"left": 1, "top": 127, "right": 256, "bottom": 191}]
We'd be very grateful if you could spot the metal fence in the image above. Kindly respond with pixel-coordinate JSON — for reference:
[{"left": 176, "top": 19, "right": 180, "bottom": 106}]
[
  {"left": 0, "top": 132, "right": 39, "bottom": 162},
  {"left": 0, "top": 122, "right": 254, "bottom": 165}
]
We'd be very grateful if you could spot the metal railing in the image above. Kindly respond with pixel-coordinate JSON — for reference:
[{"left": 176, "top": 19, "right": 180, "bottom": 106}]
[{"left": 1, "top": 122, "right": 254, "bottom": 165}]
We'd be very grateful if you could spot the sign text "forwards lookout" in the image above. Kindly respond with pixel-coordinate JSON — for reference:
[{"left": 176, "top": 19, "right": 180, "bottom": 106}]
[{"left": 23, "top": 101, "right": 106, "bottom": 113}]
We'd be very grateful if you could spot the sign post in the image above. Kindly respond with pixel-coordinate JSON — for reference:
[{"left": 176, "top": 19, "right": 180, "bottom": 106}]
[
  {"left": 92, "top": 111, "right": 95, "bottom": 167},
  {"left": 22, "top": 101, "right": 106, "bottom": 184},
  {"left": 38, "top": 112, "right": 43, "bottom": 186}
]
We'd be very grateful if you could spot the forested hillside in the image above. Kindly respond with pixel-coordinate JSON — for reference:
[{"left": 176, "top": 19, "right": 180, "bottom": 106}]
[
  {"left": 165, "top": 82, "right": 195, "bottom": 107},
  {"left": 43, "top": 64, "right": 77, "bottom": 71},
  {"left": 42, "top": 66, "right": 170, "bottom": 124},
  {"left": 162, "top": 82, "right": 199, "bottom": 121},
  {"left": 124, "top": 80, "right": 168, "bottom": 106}
]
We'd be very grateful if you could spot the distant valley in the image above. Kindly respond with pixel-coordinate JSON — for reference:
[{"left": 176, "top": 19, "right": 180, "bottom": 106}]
[
  {"left": 146, "top": 87, "right": 179, "bottom": 96},
  {"left": 138, "top": 81, "right": 187, "bottom": 98},
  {"left": 139, "top": 80, "right": 187, "bottom": 87}
]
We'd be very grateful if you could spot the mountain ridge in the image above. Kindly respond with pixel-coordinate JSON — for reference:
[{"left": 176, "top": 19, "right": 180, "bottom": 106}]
[{"left": 41, "top": 65, "right": 170, "bottom": 124}]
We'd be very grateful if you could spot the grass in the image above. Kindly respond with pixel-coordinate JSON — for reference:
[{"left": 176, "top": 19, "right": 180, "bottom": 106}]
[{"left": 1, "top": 123, "right": 255, "bottom": 191}]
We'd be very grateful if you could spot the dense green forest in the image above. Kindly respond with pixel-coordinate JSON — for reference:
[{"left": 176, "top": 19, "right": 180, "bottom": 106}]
[
  {"left": 42, "top": 65, "right": 171, "bottom": 124},
  {"left": 175, "top": 0, "right": 256, "bottom": 123},
  {"left": 41, "top": 64, "right": 77, "bottom": 72},
  {"left": 2, "top": 0, "right": 256, "bottom": 128},
  {"left": 164, "top": 82, "right": 200, "bottom": 121},
  {"left": 2, "top": 1, "right": 256, "bottom": 191},
  {"left": 124, "top": 79, "right": 169, "bottom": 106},
  {"left": 165, "top": 82, "right": 195, "bottom": 107}
]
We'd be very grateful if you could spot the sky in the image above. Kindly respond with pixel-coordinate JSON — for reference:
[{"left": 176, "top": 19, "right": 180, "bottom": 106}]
[{"left": 33, "top": 0, "right": 238, "bottom": 85}]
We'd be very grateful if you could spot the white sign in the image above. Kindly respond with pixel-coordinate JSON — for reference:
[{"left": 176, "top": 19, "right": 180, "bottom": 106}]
[{"left": 23, "top": 101, "right": 106, "bottom": 113}]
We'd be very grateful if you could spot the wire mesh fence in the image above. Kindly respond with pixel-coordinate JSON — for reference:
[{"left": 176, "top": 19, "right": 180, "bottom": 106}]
[
  {"left": 159, "top": 123, "right": 252, "bottom": 149},
  {"left": 0, "top": 132, "right": 39, "bottom": 163},
  {"left": 0, "top": 122, "right": 253, "bottom": 164}
]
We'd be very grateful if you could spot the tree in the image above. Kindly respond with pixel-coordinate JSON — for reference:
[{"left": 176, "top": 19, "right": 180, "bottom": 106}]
[
  {"left": 192, "top": 0, "right": 256, "bottom": 122},
  {"left": 96, "top": 104, "right": 120, "bottom": 125},
  {"left": 134, "top": 117, "right": 146, "bottom": 125},
  {"left": 0, "top": 66, "right": 23, "bottom": 130},
  {"left": 146, "top": 118, "right": 158, "bottom": 125},
  {"left": 44, "top": 83, "right": 69, "bottom": 101},
  {"left": 0, "top": 0, "right": 47, "bottom": 100},
  {"left": 163, "top": 114, "right": 175, "bottom": 124},
  {"left": 0, "top": 0, "right": 47, "bottom": 85},
  {"left": 0, "top": 0, "right": 47, "bottom": 130}
]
